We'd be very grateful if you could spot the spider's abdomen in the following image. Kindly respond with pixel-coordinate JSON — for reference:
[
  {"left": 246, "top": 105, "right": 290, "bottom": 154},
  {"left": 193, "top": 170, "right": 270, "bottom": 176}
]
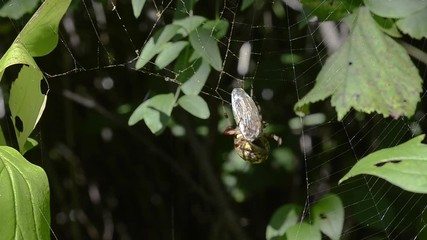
[{"left": 231, "top": 88, "right": 263, "bottom": 142}]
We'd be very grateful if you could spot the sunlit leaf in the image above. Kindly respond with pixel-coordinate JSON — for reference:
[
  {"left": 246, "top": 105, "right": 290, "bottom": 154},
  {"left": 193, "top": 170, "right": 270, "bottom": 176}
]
[
  {"left": 396, "top": 7, "right": 427, "bottom": 40},
  {"left": 173, "top": 15, "right": 207, "bottom": 36},
  {"left": 181, "top": 60, "right": 211, "bottom": 95},
  {"left": 294, "top": 7, "right": 422, "bottom": 120},
  {"left": 128, "top": 93, "right": 175, "bottom": 134},
  {"left": 286, "top": 222, "right": 321, "bottom": 240},
  {"left": 178, "top": 95, "right": 210, "bottom": 119},
  {"left": 339, "top": 135, "right": 427, "bottom": 193},
  {"left": 155, "top": 41, "right": 188, "bottom": 69},
  {"left": 0, "top": 0, "right": 70, "bottom": 152},
  {"left": 0, "top": 0, "right": 40, "bottom": 20},
  {"left": 189, "top": 27, "right": 222, "bottom": 71},
  {"left": 0, "top": 146, "right": 50, "bottom": 239},
  {"left": 266, "top": 204, "right": 302, "bottom": 240},
  {"left": 135, "top": 25, "right": 182, "bottom": 69},
  {"left": 364, "top": 0, "right": 427, "bottom": 18},
  {"left": 312, "top": 194, "right": 344, "bottom": 240},
  {"left": 131, "top": 0, "right": 146, "bottom": 18}
]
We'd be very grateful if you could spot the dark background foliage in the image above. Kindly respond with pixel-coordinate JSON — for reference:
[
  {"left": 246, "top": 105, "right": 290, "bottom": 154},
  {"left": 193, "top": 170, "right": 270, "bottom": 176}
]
[{"left": 1, "top": 0, "right": 427, "bottom": 239}]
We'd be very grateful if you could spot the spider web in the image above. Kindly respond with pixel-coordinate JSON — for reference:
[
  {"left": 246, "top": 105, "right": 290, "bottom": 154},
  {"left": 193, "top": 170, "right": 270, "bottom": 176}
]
[{"left": 4, "top": 0, "right": 427, "bottom": 239}]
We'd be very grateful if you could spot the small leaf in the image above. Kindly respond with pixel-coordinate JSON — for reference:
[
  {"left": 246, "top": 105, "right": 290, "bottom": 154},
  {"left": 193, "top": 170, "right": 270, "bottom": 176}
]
[
  {"left": 396, "top": 7, "right": 427, "bottom": 40},
  {"left": 131, "top": 0, "right": 146, "bottom": 18},
  {"left": 294, "top": 7, "right": 422, "bottom": 120},
  {"left": 155, "top": 41, "right": 188, "bottom": 69},
  {"left": 364, "top": 0, "right": 427, "bottom": 18},
  {"left": 136, "top": 25, "right": 182, "bottom": 69},
  {"left": 202, "top": 19, "right": 229, "bottom": 39},
  {"left": 181, "top": 60, "right": 211, "bottom": 95},
  {"left": 266, "top": 204, "right": 302, "bottom": 240},
  {"left": 0, "top": 146, "right": 50, "bottom": 239},
  {"left": 173, "top": 15, "right": 207, "bottom": 36},
  {"left": 339, "top": 135, "right": 427, "bottom": 194},
  {"left": 128, "top": 93, "right": 175, "bottom": 134},
  {"left": 312, "top": 194, "right": 344, "bottom": 240},
  {"left": 286, "top": 222, "right": 321, "bottom": 240},
  {"left": 189, "top": 27, "right": 222, "bottom": 71},
  {"left": 178, "top": 95, "right": 210, "bottom": 119}
]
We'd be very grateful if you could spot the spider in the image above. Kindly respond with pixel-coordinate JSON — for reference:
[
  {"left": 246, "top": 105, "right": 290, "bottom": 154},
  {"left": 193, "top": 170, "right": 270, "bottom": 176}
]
[{"left": 224, "top": 88, "right": 281, "bottom": 163}]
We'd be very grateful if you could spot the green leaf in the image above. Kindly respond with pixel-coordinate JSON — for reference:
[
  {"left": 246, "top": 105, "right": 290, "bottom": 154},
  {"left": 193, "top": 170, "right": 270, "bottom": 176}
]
[
  {"left": 286, "top": 222, "right": 321, "bottom": 240},
  {"left": 131, "top": 0, "right": 146, "bottom": 18},
  {"left": 396, "top": 7, "right": 427, "bottom": 40},
  {"left": 0, "top": 0, "right": 70, "bottom": 152},
  {"left": 312, "top": 194, "right": 344, "bottom": 240},
  {"left": 128, "top": 93, "right": 175, "bottom": 134},
  {"left": 181, "top": 60, "right": 211, "bottom": 95},
  {"left": 135, "top": 25, "right": 182, "bottom": 69},
  {"left": 173, "top": 16, "right": 207, "bottom": 36},
  {"left": 294, "top": 7, "right": 422, "bottom": 120},
  {"left": 178, "top": 95, "right": 210, "bottom": 119},
  {"left": 372, "top": 15, "right": 402, "bottom": 38},
  {"left": 0, "top": 127, "right": 6, "bottom": 146},
  {"left": 189, "top": 27, "right": 222, "bottom": 71},
  {"left": 339, "top": 135, "right": 427, "bottom": 194},
  {"left": 0, "top": 0, "right": 40, "bottom": 20},
  {"left": 301, "top": 0, "right": 362, "bottom": 21},
  {"left": 155, "top": 41, "right": 188, "bottom": 69},
  {"left": 266, "top": 204, "right": 302, "bottom": 240},
  {"left": 0, "top": 146, "right": 50, "bottom": 239},
  {"left": 22, "top": 138, "right": 39, "bottom": 155},
  {"left": 9, "top": 65, "right": 47, "bottom": 151},
  {"left": 364, "top": 0, "right": 427, "bottom": 18},
  {"left": 202, "top": 19, "right": 229, "bottom": 39}
]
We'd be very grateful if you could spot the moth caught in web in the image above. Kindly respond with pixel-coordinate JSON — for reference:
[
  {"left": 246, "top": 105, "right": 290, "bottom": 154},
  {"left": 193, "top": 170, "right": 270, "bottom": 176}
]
[{"left": 224, "top": 88, "right": 282, "bottom": 163}]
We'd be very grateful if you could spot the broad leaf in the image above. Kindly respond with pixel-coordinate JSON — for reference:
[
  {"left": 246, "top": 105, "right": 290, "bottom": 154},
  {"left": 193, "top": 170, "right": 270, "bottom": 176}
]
[
  {"left": 155, "top": 41, "right": 188, "bottom": 69},
  {"left": 286, "top": 222, "right": 321, "bottom": 240},
  {"left": 0, "top": 0, "right": 71, "bottom": 152},
  {"left": 312, "top": 194, "right": 344, "bottom": 240},
  {"left": 181, "top": 60, "right": 211, "bottom": 95},
  {"left": 178, "top": 95, "right": 210, "bottom": 119},
  {"left": 0, "top": 0, "right": 40, "bottom": 20},
  {"left": 202, "top": 19, "right": 229, "bottom": 39},
  {"left": 294, "top": 7, "right": 422, "bottom": 120},
  {"left": 266, "top": 204, "right": 302, "bottom": 240},
  {"left": 0, "top": 146, "right": 50, "bottom": 239},
  {"left": 132, "top": 0, "right": 146, "bottom": 18},
  {"left": 396, "top": 7, "right": 427, "bottom": 40},
  {"left": 339, "top": 135, "right": 427, "bottom": 193},
  {"left": 128, "top": 93, "right": 175, "bottom": 134},
  {"left": 189, "top": 27, "right": 222, "bottom": 71},
  {"left": 135, "top": 25, "right": 182, "bottom": 69},
  {"left": 364, "top": 0, "right": 427, "bottom": 18}
]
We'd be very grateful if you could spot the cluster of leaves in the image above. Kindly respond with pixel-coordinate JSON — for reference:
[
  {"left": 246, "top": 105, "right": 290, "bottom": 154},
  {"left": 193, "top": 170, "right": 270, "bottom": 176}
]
[
  {"left": 0, "top": 0, "right": 71, "bottom": 238},
  {"left": 128, "top": 14, "right": 229, "bottom": 134}
]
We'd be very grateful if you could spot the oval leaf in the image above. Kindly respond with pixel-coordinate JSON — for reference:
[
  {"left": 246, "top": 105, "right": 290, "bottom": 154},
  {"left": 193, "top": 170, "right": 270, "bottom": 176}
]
[
  {"left": 0, "top": 146, "right": 50, "bottom": 239},
  {"left": 181, "top": 60, "right": 211, "bottom": 95},
  {"left": 128, "top": 93, "right": 175, "bottom": 134},
  {"left": 132, "top": 0, "right": 146, "bottom": 18},
  {"left": 189, "top": 27, "right": 222, "bottom": 71},
  {"left": 312, "top": 194, "right": 344, "bottom": 240},
  {"left": 173, "top": 15, "right": 207, "bottom": 36},
  {"left": 339, "top": 135, "right": 427, "bottom": 193},
  {"left": 155, "top": 41, "right": 188, "bottom": 69},
  {"left": 178, "top": 95, "right": 210, "bottom": 119}
]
